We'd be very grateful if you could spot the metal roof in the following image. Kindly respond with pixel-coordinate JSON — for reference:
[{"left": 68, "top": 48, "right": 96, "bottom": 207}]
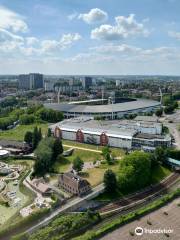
[
  {"left": 44, "top": 99, "right": 161, "bottom": 114},
  {"left": 51, "top": 119, "right": 136, "bottom": 138}
]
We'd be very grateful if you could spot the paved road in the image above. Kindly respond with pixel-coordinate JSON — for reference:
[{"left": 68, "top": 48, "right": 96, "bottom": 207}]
[
  {"left": 160, "top": 110, "right": 180, "bottom": 149},
  {"left": 166, "top": 123, "right": 180, "bottom": 149}
]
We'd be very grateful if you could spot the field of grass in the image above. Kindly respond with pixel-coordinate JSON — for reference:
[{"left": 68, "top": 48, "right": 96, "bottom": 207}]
[
  {"left": 62, "top": 140, "right": 125, "bottom": 158},
  {"left": 53, "top": 145, "right": 124, "bottom": 186},
  {"left": 0, "top": 123, "right": 48, "bottom": 141},
  {"left": 80, "top": 159, "right": 121, "bottom": 187}
]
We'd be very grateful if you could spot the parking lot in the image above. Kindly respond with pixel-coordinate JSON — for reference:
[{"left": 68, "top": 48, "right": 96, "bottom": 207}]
[{"left": 101, "top": 198, "right": 180, "bottom": 240}]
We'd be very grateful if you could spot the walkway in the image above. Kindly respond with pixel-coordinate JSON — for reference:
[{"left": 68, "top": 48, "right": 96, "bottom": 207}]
[{"left": 63, "top": 144, "right": 102, "bottom": 153}]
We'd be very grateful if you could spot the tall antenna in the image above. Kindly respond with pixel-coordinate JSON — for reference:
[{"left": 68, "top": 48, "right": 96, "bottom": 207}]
[
  {"left": 58, "top": 87, "right": 60, "bottom": 104},
  {"left": 101, "top": 85, "right": 104, "bottom": 104},
  {"left": 159, "top": 87, "right": 163, "bottom": 104},
  {"left": 111, "top": 99, "right": 114, "bottom": 120}
]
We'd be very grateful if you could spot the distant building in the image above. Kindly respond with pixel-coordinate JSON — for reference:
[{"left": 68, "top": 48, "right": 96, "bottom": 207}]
[
  {"left": 58, "top": 171, "right": 91, "bottom": 196},
  {"left": 116, "top": 80, "right": 121, "bottom": 87},
  {"left": 82, "top": 77, "right": 92, "bottom": 89},
  {"left": 18, "top": 73, "right": 43, "bottom": 90},
  {"left": 44, "top": 80, "right": 55, "bottom": 92},
  {"left": 18, "top": 74, "right": 30, "bottom": 89}
]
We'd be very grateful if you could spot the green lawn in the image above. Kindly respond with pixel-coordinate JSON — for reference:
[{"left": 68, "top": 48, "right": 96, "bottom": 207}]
[
  {"left": 82, "top": 160, "right": 121, "bottom": 187},
  {"left": 62, "top": 139, "right": 125, "bottom": 158},
  {"left": 0, "top": 123, "right": 48, "bottom": 141},
  {"left": 67, "top": 149, "right": 102, "bottom": 162},
  {"left": 53, "top": 146, "right": 123, "bottom": 187}
]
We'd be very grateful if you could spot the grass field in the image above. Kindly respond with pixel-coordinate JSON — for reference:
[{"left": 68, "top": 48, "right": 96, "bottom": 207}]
[
  {"left": 0, "top": 123, "right": 48, "bottom": 141},
  {"left": 62, "top": 139, "right": 125, "bottom": 157},
  {"left": 82, "top": 160, "right": 121, "bottom": 186},
  {"left": 53, "top": 146, "right": 124, "bottom": 186}
]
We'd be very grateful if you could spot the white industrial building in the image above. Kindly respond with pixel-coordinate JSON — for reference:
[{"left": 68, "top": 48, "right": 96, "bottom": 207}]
[{"left": 50, "top": 117, "right": 171, "bottom": 151}]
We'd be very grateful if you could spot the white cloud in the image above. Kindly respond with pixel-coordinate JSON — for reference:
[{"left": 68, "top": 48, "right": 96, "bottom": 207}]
[
  {"left": 0, "top": 28, "right": 24, "bottom": 54},
  {"left": 26, "top": 37, "right": 39, "bottom": 45},
  {"left": 41, "top": 33, "right": 81, "bottom": 53},
  {"left": 67, "top": 44, "right": 179, "bottom": 65},
  {"left": 0, "top": 6, "right": 28, "bottom": 32},
  {"left": 168, "top": 31, "right": 180, "bottom": 40},
  {"left": 0, "top": 28, "right": 23, "bottom": 43},
  {"left": 78, "top": 8, "right": 108, "bottom": 24},
  {"left": 90, "top": 44, "right": 142, "bottom": 54},
  {"left": 91, "top": 14, "right": 149, "bottom": 40},
  {"left": 68, "top": 12, "right": 78, "bottom": 21},
  {"left": 0, "top": 28, "right": 81, "bottom": 56}
]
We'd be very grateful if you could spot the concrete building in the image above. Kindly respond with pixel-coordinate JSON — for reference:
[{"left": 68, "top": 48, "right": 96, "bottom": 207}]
[
  {"left": 58, "top": 171, "right": 91, "bottom": 196},
  {"left": 50, "top": 117, "right": 171, "bottom": 151},
  {"left": 82, "top": 77, "right": 93, "bottom": 89},
  {"left": 18, "top": 73, "right": 43, "bottom": 90}
]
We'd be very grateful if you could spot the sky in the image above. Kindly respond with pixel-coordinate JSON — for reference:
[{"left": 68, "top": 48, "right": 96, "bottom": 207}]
[{"left": 0, "top": 0, "right": 180, "bottom": 75}]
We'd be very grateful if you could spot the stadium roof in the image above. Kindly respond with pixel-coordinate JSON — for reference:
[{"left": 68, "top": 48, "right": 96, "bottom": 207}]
[{"left": 45, "top": 99, "right": 160, "bottom": 114}]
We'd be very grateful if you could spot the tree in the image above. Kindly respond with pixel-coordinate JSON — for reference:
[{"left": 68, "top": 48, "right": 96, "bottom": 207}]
[
  {"left": 36, "top": 107, "right": 64, "bottom": 123},
  {"left": 32, "top": 126, "right": 39, "bottom": 150},
  {"left": 38, "top": 127, "right": 42, "bottom": 142},
  {"left": 163, "top": 96, "right": 172, "bottom": 106},
  {"left": 102, "top": 146, "right": 111, "bottom": 158},
  {"left": 19, "top": 114, "right": 35, "bottom": 125},
  {"left": 72, "top": 157, "right": 84, "bottom": 172},
  {"left": 34, "top": 144, "right": 53, "bottom": 176},
  {"left": 52, "top": 138, "right": 63, "bottom": 162},
  {"left": 154, "top": 147, "right": 167, "bottom": 164},
  {"left": 173, "top": 101, "right": 178, "bottom": 109},
  {"left": 24, "top": 131, "right": 33, "bottom": 144},
  {"left": 118, "top": 151, "right": 151, "bottom": 193},
  {"left": 155, "top": 108, "right": 163, "bottom": 117},
  {"left": 47, "top": 128, "right": 52, "bottom": 137},
  {"left": 105, "top": 152, "right": 113, "bottom": 165},
  {"left": 104, "top": 169, "right": 117, "bottom": 193},
  {"left": 164, "top": 105, "right": 175, "bottom": 114}
]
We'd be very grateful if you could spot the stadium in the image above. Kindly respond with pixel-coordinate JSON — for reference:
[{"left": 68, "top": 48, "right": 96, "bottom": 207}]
[{"left": 45, "top": 98, "right": 161, "bottom": 119}]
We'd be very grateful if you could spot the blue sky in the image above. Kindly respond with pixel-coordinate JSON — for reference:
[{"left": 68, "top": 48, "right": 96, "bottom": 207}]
[{"left": 0, "top": 0, "right": 180, "bottom": 75}]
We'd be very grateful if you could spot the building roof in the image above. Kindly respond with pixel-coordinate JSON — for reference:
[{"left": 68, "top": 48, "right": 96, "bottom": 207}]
[
  {"left": 51, "top": 118, "right": 137, "bottom": 139},
  {"left": 134, "top": 115, "right": 159, "bottom": 122},
  {"left": 59, "top": 171, "right": 90, "bottom": 190},
  {"left": 44, "top": 99, "right": 160, "bottom": 114},
  {"left": 134, "top": 133, "right": 171, "bottom": 140}
]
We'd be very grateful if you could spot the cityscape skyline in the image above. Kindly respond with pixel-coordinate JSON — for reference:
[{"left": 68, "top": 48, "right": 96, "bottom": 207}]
[{"left": 0, "top": 0, "right": 180, "bottom": 75}]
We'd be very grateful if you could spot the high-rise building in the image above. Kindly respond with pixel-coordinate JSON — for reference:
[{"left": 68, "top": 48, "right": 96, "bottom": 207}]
[
  {"left": 18, "top": 74, "right": 30, "bottom": 89},
  {"left": 82, "top": 77, "right": 92, "bottom": 89},
  {"left": 18, "top": 73, "right": 43, "bottom": 90}
]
